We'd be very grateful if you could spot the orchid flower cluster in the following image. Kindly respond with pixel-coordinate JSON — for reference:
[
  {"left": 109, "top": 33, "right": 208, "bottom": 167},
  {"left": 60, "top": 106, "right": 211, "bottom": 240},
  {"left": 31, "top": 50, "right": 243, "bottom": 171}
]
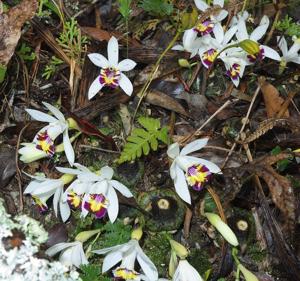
[{"left": 174, "top": 0, "right": 300, "bottom": 86}]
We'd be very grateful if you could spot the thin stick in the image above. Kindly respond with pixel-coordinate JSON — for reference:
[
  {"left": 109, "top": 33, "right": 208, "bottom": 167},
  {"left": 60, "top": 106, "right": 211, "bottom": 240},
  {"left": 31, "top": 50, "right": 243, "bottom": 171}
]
[
  {"left": 222, "top": 83, "right": 261, "bottom": 168},
  {"left": 207, "top": 186, "right": 227, "bottom": 223},
  {"left": 80, "top": 145, "right": 121, "bottom": 154}
]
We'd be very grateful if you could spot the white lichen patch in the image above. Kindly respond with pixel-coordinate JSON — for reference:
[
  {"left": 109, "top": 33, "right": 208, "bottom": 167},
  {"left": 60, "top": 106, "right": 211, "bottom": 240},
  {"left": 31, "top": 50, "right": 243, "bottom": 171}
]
[{"left": 0, "top": 198, "right": 81, "bottom": 281}]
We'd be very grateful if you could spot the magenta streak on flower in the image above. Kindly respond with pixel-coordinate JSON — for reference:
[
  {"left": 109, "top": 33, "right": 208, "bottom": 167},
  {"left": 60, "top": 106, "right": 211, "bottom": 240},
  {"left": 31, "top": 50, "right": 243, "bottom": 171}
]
[
  {"left": 99, "top": 67, "right": 121, "bottom": 89},
  {"left": 201, "top": 48, "right": 218, "bottom": 68},
  {"left": 32, "top": 195, "right": 48, "bottom": 213},
  {"left": 247, "top": 47, "right": 265, "bottom": 63},
  {"left": 186, "top": 164, "right": 212, "bottom": 191},
  {"left": 113, "top": 267, "right": 140, "bottom": 280},
  {"left": 226, "top": 63, "right": 241, "bottom": 80},
  {"left": 67, "top": 190, "right": 82, "bottom": 209},
  {"left": 194, "top": 18, "right": 214, "bottom": 35},
  {"left": 84, "top": 194, "right": 108, "bottom": 219},
  {"left": 35, "top": 131, "right": 55, "bottom": 156}
]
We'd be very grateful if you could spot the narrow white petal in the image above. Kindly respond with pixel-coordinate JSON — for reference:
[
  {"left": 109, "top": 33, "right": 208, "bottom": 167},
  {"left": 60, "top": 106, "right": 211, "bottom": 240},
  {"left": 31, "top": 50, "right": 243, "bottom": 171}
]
[
  {"left": 92, "top": 244, "right": 124, "bottom": 255},
  {"left": 110, "top": 180, "right": 133, "bottom": 197},
  {"left": 118, "top": 59, "right": 137, "bottom": 72},
  {"left": 88, "top": 53, "right": 109, "bottom": 68},
  {"left": 88, "top": 77, "right": 104, "bottom": 100},
  {"left": 60, "top": 199, "right": 71, "bottom": 222},
  {"left": 108, "top": 36, "right": 119, "bottom": 67},
  {"left": 45, "top": 242, "right": 78, "bottom": 257},
  {"left": 89, "top": 181, "right": 108, "bottom": 194},
  {"left": 174, "top": 164, "right": 191, "bottom": 204},
  {"left": 178, "top": 260, "right": 203, "bottom": 281},
  {"left": 25, "top": 109, "right": 57, "bottom": 123},
  {"left": 289, "top": 41, "right": 300, "bottom": 55},
  {"left": 223, "top": 25, "right": 238, "bottom": 44},
  {"left": 180, "top": 138, "right": 208, "bottom": 156},
  {"left": 172, "top": 44, "right": 184, "bottom": 51},
  {"left": 119, "top": 73, "right": 133, "bottom": 96},
  {"left": 107, "top": 187, "right": 119, "bottom": 223},
  {"left": 63, "top": 130, "right": 75, "bottom": 166},
  {"left": 23, "top": 180, "right": 41, "bottom": 194},
  {"left": 53, "top": 188, "right": 61, "bottom": 218},
  {"left": 277, "top": 36, "right": 288, "bottom": 56},
  {"left": 262, "top": 45, "right": 281, "bottom": 61},
  {"left": 102, "top": 250, "right": 123, "bottom": 272},
  {"left": 42, "top": 102, "right": 65, "bottom": 121},
  {"left": 56, "top": 166, "right": 82, "bottom": 175},
  {"left": 170, "top": 161, "right": 177, "bottom": 180},
  {"left": 213, "top": 23, "right": 224, "bottom": 44},
  {"left": 167, "top": 143, "right": 180, "bottom": 159},
  {"left": 137, "top": 247, "right": 158, "bottom": 280},
  {"left": 236, "top": 19, "right": 248, "bottom": 41},
  {"left": 250, "top": 15, "right": 269, "bottom": 42},
  {"left": 194, "top": 0, "right": 209, "bottom": 11},
  {"left": 215, "top": 9, "right": 228, "bottom": 22},
  {"left": 290, "top": 56, "right": 300, "bottom": 64}
]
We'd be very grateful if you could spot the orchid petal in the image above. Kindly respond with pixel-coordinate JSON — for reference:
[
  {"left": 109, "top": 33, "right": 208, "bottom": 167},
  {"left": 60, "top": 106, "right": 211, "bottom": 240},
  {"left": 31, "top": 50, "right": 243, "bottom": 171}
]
[
  {"left": 289, "top": 41, "right": 300, "bottom": 56},
  {"left": 174, "top": 164, "right": 191, "bottom": 204},
  {"left": 46, "top": 242, "right": 78, "bottom": 257},
  {"left": 88, "top": 53, "right": 109, "bottom": 68},
  {"left": 277, "top": 36, "right": 288, "bottom": 56},
  {"left": 236, "top": 18, "right": 248, "bottom": 41},
  {"left": 25, "top": 109, "right": 57, "bottom": 123},
  {"left": 170, "top": 161, "right": 177, "bottom": 180},
  {"left": 100, "top": 166, "right": 114, "bottom": 179},
  {"left": 214, "top": 9, "right": 228, "bottom": 22},
  {"left": 167, "top": 143, "right": 180, "bottom": 159},
  {"left": 102, "top": 250, "right": 123, "bottom": 272},
  {"left": 180, "top": 138, "right": 208, "bottom": 156},
  {"left": 60, "top": 199, "right": 71, "bottom": 222},
  {"left": 108, "top": 36, "right": 119, "bottom": 67},
  {"left": 107, "top": 187, "right": 119, "bottom": 223},
  {"left": 213, "top": 23, "right": 224, "bottom": 44},
  {"left": 183, "top": 156, "right": 222, "bottom": 173},
  {"left": 118, "top": 59, "right": 136, "bottom": 72},
  {"left": 119, "top": 73, "right": 133, "bottom": 96},
  {"left": 250, "top": 15, "right": 269, "bottom": 42},
  {"left": 92, "top": 243, "right": 125, "bottom": 255},
  {"left": 262, "top": 45, "right": 281, "bottom": 61},
  {"left": 137, "top": 247, "right": 158, "bottom": 280},
  {"left": 110, "top": 180, "right": 133, "bottom": 197},
  {"left": 88, "top": 76, "right": 104, "bottom": 100},
  {"left": 194, "top": 0, "right": 209, "bottom": 11},
  {"left": 42, "top": 102, "right": 65, "bottom": 121},
  {"left": 63, "top": 129, "right": 75, "bottom": 166},
  {"left": 213, "top": 0, "right": 224, "bottom": 7}
]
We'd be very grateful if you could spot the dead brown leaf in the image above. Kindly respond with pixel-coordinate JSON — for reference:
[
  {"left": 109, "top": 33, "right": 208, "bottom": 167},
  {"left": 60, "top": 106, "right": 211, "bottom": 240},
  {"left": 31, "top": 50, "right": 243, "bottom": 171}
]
[
  {"left": 260, "top": 80, "right": 289, "bottom": 118},
  {"left": 0, "top": 0, "right": 37, "bottom": 66}
]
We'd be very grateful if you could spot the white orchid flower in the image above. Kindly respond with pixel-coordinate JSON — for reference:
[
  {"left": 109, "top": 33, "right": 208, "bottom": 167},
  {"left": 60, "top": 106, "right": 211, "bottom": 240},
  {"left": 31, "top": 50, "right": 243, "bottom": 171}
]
[
  {"left": 173, "top": 260, "right": 203, "bottom": 281},
  {"left": 93, "top": 239, "right": 158, "bottom": 280},
  {"left": 23, "top": 173, "right": 74, "bottom": 222},
  {"left": 19, "top": 102, "right": 75, "bottom": 166},
  {"left": 277, "top": 36, "right": 300, "bottom": 70},
  {"left": 193, "top": 0, "right": 228, "bottom": 37},
  {"left": 167, "top": 138, "right": 221, "bottom": 204},
  {"left": 234, "top": 12, "right": 280, "bottom": 62},
  {"left": 46, "top": 241, "right": 88, "bottom": 268},
  {"left": 172, "top": 29, "right": 205, "bottom": 58},
  {"left": 88, "top": 36, "right": 137, "bottom": 99},
  {"left": 57, "top": 164, "right": 133, "bottom": 223}
]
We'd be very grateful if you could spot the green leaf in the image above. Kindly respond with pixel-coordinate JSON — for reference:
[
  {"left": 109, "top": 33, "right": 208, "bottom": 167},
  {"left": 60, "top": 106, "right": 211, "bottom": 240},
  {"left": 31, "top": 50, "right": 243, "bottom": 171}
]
[
  {"left": 80, "top": 264, "right": 103, "bottom": 281},
  {"left": 0, "top": 65, "right": 7, "bottom": 83},
  {"left": 139, "top": 0, "right": 173, "bottom": 16},
  {"left": 118, "top": 116, "right": 169, "bottom": 163}
]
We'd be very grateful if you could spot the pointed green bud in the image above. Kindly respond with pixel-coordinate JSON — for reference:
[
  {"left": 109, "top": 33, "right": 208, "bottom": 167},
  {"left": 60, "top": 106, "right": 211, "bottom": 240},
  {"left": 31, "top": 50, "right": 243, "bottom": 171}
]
[
  {"left": 169, "top": 250, "right": 178, "bottom": 277},
  {"left": 239, "top": 39, "right": 260, "bottom": 55},
  {"left": 131, "top": 227, "right": 143, "bottom": 241},
  {"left": 67, "top": 117, "right": 80, "bottom": 130},
  {"left": 169, "top": 239, "right": 188, "bottom": 259},
  {"left": 60, "top": 174, "right": 75, "bottom": 185},
  {"left": 75, "top": 229, "right": 101, "bottom": 243},
  {"left": 181, "top": 8, "right": 198, "bottom": 30},
  {"left": 178, "top": 59, "right": 191, "bottom": 68},
  {"left": 205, "top": 213, "right": 239, "bottom": 247},
  {"left": 238, "top": 264, "right": 259, "bottom": 281}
]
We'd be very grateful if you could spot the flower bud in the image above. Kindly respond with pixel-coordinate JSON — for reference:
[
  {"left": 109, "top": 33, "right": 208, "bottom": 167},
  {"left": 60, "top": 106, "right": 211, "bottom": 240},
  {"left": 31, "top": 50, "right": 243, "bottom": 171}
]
[
  {"left": 67, "top": 117, "right": 80, "bottom": 130},
  {"left": 169, "top": 250, "right": 178, "bottom": 277},
  {"left": 131, "top": 227, "right": 143, "bottom": 241},
  {"left": 239, "top": 39, "right": 260, "bottom": 55},
  {"left": 169, "top": 239, "right": 188, "bottom": 259},
  {"left": 178, "top": 59, "right": 191, "bottom": 68},
  {"left": 60, "top": 174, "right": 75, "bottom": 185},
  {"left": 205, "top": 212, "right": 239, "bottom": 246},
  {"left": 181, "top": 8, "right": 198, "bottom": 30},
  {"left": 238, "top": 264, "right": 259, "bottom": 281},
  {"left": 75, "top": 229, "right": 101, "bottom": 243}
]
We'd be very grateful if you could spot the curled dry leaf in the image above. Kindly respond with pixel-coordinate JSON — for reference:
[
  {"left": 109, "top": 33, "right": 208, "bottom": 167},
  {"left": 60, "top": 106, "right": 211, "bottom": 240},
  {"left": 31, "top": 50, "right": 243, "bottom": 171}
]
[
  {"left": 260, "top": 80, "right": 289, "bottom": 118},
  {"left": 0, "top": 0, "right": 38, "bottom": 66}
]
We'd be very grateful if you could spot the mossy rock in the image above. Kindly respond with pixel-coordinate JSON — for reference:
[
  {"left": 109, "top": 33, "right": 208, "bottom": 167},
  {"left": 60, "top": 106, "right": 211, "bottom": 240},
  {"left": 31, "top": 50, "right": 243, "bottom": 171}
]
[
  {"left": 138, "top": 188, "right": 185, "bottom": 232},
  {"left": 188, "top": 248, "right": 211, "bottom": 277}
]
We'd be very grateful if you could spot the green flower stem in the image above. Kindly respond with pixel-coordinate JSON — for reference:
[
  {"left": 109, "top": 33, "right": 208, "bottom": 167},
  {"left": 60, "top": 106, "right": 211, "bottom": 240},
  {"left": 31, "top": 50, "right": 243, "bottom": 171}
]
[
  {"left": 55, "top": 131, "right": 82, "bottom": 153},
  {"left": 132, "top": 31, "right": 182, "bottom": 121}
]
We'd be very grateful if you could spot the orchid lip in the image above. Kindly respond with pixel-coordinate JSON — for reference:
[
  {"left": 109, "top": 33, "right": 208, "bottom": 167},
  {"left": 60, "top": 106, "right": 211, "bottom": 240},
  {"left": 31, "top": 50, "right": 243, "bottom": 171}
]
[
  {"left": 84, "top": 193, "right": 108, "bottom": 219},
  {"left": 186, "top": 164, "right": 212, "bottom": 191},
  {"left": 99, "top": 67, "right": 121, "bottom": 88},
  {"left": 113, "top": 267, "right": 140, "bottom": 279},
  {"left": 35, "top": 131, "right": 55, "bottom": 156},
  {"left": 226, "top": 63, "right": 241, "bottom": 80},
  {"left": 194, "top": 18, "right": 214, "bottom": 36}
]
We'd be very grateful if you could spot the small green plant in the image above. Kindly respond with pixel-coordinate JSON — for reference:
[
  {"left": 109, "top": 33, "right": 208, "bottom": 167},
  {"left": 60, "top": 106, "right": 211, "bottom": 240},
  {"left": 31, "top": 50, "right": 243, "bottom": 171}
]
[
  {"left": 17, "top": 43, "right": 36, "bottom": 61},
  {"left": 42, "top": 56, "right": 63, "bottom": 79},
  {"left": 118, "top": 0, "right": 132, "bottom": 21},
  {"left": 118, "top": 116, "right": 169, "bottom": 163},
  {"left": 56, "top": 18, "right": 88, "bottom": 64},
  {"left": 276, "top": 15, "right": 300, "bottom": 37},
  {"left": 139, "top": 0, "right": 173, "bottom": 17},
  {"left": 80, "top": 265, "right": 102, "bottom": 281}
]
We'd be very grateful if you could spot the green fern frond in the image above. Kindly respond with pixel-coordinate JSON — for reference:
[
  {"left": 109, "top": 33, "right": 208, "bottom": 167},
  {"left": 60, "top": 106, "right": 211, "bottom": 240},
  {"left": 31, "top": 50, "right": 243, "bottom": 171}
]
[{"left": 118, "top": 116, "right": 169, "bottom": 163}]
